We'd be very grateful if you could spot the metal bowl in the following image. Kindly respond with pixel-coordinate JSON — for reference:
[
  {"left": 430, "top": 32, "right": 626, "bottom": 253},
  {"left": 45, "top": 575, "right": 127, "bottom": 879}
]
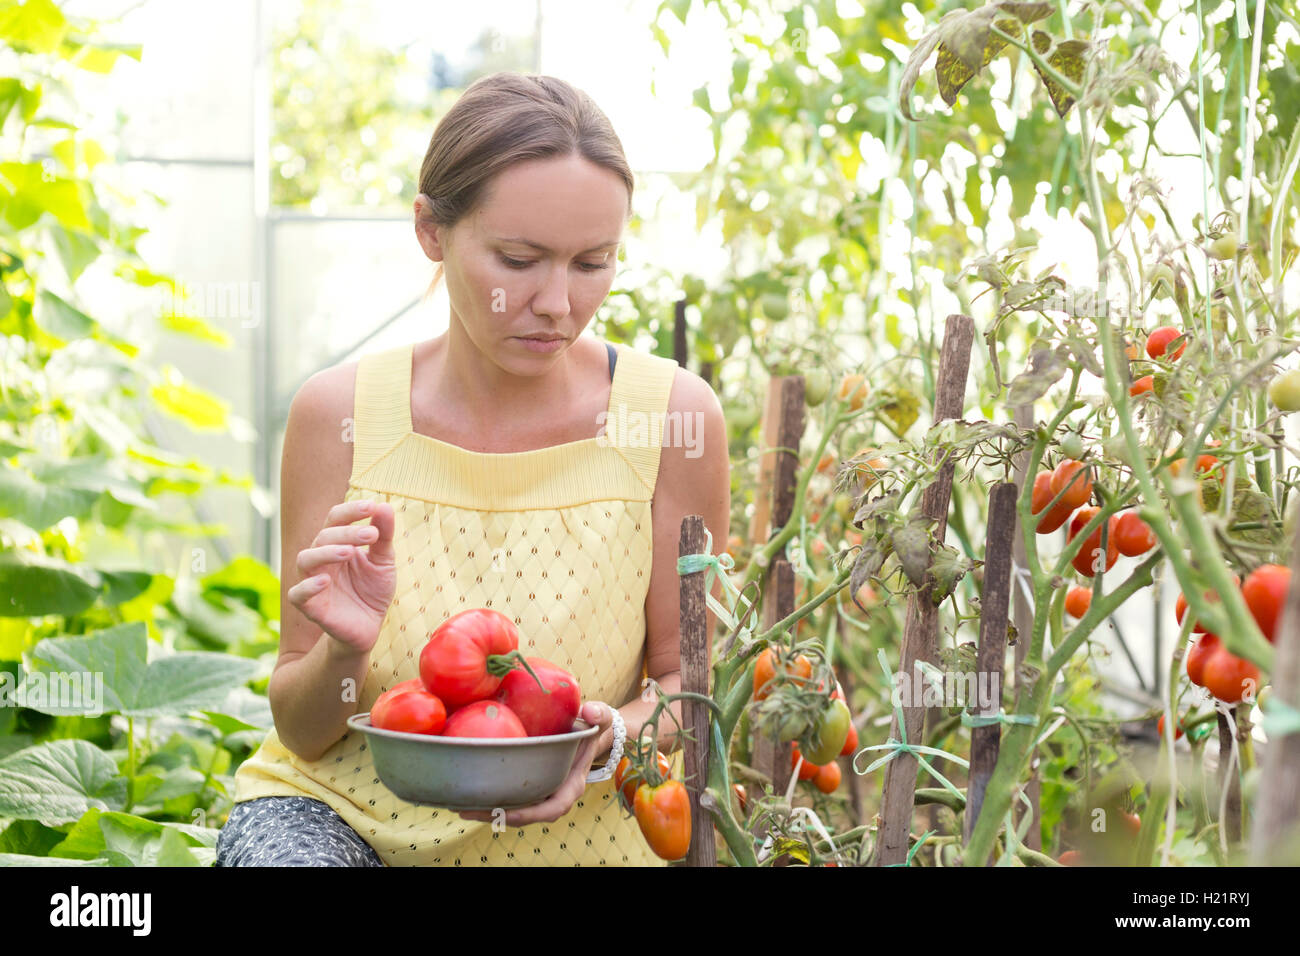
[{"left": 345, "top": 713, "right": 601, "bottom": 811}]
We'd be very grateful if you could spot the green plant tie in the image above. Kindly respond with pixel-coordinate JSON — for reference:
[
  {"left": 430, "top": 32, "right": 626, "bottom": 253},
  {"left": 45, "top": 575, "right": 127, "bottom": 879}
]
[
  {"left": 961, "top": 710, "right": 1038, "bottom": 728},
  {"left": 676, "top": 526, "right": 755, "bottom": 645},
  {"left": 884, "top": 828, "right": 936, "bottom": 868},
  {"left": 1259, "top": 696, "right": 1300, "bottom": 739},
  {"left": 853, "top": 649, "right": 969, "bottom": 801}
]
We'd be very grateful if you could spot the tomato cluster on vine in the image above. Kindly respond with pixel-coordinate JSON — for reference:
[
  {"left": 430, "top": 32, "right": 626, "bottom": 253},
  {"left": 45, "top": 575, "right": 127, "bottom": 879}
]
[{"left": 1180, "top": 564, "right": 1289, "bottom": 703}]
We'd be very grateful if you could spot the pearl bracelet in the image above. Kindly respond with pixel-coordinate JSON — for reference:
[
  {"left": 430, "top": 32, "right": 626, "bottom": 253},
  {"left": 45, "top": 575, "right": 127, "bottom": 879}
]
[{"left": 585, "top": 709, "right": 625, "bottom": 784}]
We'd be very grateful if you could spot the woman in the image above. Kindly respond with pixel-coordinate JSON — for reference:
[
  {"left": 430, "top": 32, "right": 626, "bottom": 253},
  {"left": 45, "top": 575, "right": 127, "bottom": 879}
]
[{"left": 216, "top": 72, "right": 731, "bottom": 866}]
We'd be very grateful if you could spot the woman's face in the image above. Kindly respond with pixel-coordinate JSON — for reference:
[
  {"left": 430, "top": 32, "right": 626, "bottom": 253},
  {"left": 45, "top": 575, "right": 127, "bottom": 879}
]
[{"left": 421, "top": 152, "right": 628, "bottom": 363}]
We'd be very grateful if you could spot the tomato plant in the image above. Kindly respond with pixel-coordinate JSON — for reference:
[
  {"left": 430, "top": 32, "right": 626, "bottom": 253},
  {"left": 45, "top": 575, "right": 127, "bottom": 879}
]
[
  {"left": 752, "top": 647, "right": 813, "bottom": 701},
  {"left": 615, "top": 750, "right": 672, "bottom": 808}
]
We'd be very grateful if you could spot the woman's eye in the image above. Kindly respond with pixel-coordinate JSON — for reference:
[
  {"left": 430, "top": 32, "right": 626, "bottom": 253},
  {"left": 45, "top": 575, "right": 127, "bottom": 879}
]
[{"left": 499, "top": 255, "right": 610, "bottom": 272}]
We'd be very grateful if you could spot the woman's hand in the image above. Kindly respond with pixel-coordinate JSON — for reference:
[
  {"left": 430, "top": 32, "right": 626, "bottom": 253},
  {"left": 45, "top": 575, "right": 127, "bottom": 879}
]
[
  {"left": 457, "top": 701, "right": 616, "bottom": 827},
  {"left": 286, "top": 499, "right": 396, "bottom": 656}
]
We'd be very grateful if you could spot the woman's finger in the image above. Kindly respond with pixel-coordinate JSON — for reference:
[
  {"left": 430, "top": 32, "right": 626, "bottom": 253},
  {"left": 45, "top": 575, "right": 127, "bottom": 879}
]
[
  {"left": 310, "top": 524, "right": 381, "bottom": 549},
  {"left": 296, "top": 543, "right": 360, "bottom": 577}
]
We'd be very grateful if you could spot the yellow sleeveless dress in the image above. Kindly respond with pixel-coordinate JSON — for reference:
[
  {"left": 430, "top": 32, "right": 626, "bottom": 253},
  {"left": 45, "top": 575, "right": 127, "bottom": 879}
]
[{"left": 230, "top": 339, "right": 684, "bottom": 866}]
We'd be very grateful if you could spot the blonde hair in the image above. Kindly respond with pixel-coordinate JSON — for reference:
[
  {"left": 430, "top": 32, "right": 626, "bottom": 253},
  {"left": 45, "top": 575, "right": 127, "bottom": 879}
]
[{"left": 416, "top": 72, "right": 634, "bottom": 301}]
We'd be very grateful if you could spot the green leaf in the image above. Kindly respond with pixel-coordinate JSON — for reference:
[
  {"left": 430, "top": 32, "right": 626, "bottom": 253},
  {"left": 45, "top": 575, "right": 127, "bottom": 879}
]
[
  {"left": 150, "top": 370, "right": 230, "bottom": 431},
  {"left": 0, "top": 852, "right": 109, "bottom": 866},
  {"left": 0, "top": 817, "right": 66, "bottom": 856},
  {"left": 0, "top": 739, "right": 126, "bottom": 825},
  {"left": 169, "top": 577, "right": 262, "bottom": 648},
  {"left": 0, "top": 464, "right": 101, "bottom": 530},
  {"left": 33, "top": 289, "right": 95, "bottom": 340},
  {"left": 0, "top": 162, "right": 90, "bottom": 231},
  {"left": 48, "top": 223, "right": 101, "bottom": 282},
  {"left": 28, "top": 454, "right": 155, "bottom": 509},
  {"left": 0, "top": 0, "right": 67, "bottom": 54},
  {"left": 49, "top": 808, "right": 213, "bottom": 866},
  {"left": 199, "top": 555, "right": 280, "bottom": 621},
  {"left": 63, "top": 37, "right": 143, "bottom": 73},
  {"left": 1030, "top": 34, "right": 1089, "bottom": 117},
  {"left": 26, "top": 621, "right": 259, "bottom": 718},
  {"left": 0, "top": 550, "right": 101, "bottom": 617},
  {"left": 892, "top": 517, "right": 933, "bottom": 588},
  {"left": 158, "top": 311, "right": 233, "bottom": 347}
]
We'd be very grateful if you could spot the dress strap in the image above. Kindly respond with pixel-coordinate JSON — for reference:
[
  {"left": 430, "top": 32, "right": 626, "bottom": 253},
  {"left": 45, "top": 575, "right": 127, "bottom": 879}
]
[
  {"left": 349, "top": 343, "right": 415, "bottom": 485},
  {"left": 602, "top": 344, "right": 680, "bottom": 493}
]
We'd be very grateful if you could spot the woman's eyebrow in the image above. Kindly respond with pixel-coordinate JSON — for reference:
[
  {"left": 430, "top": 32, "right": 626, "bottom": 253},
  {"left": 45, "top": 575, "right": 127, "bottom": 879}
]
[{"left": 494, "top": 236, "right": 621, "bottom": 254}]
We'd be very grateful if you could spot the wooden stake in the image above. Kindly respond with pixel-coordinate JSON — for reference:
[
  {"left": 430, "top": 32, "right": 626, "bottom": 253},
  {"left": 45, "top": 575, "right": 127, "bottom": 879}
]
[
  {"left": 678, "top": 514, "right": 716, "bottom": 867},
  {"left": 1011, "top": 403, "right": 1042, "bottom": 849},
  {"left": 872, "top": 313, "right": 975, "bottom": 867},
  {"left": 962, "top": 481, "right": 1017, "bottom": 859}
]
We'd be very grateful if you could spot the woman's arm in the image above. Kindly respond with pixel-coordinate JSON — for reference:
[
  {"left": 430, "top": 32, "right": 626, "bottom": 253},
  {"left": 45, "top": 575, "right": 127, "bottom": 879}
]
[{"left": 594, "top": 367, "right": 731, "bottom": 764}]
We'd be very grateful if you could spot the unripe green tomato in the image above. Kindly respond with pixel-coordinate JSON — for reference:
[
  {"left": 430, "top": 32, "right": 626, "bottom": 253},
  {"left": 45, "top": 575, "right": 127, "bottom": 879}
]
[
  {"left": 761, "top": 292, "right": 790, "bottom": 320},
  {"left": 1060, "top": 432, "right": 1084, "bottom": 461},
  {"left": 803, "top": 698, "right": 851, "bottom": 764},
  {"left": 1208, "top": 232, "right": 1239, "bottom": 261},
  {"left": 730, "top": 405, "right": 760, "bottom": 431},
  {"left": 804, "top": 368, "right": 831, "bottom": 407},
  {"left": 777, "top": 709, "right": 808, "bottom": 743},
  {"left": 1145, "top": 261, "right": 1175, "bottom": 297},
  {"left": 1268, "top": 368, "right": 1300, "bottom": 412},
  {"left": 833, "top": 492, "right": 854, "bottom": 523}
]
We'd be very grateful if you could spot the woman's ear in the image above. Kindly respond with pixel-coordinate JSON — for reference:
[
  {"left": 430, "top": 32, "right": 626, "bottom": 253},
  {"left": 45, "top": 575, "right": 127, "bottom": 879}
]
[{"left": 414, "top": 194, "right": 444, "bottom": 263}]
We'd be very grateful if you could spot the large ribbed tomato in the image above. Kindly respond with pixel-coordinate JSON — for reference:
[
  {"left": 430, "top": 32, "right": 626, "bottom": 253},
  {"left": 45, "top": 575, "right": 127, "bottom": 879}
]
[
  {"left": 494, "top": 657, "right": 581, "bottom": 736},
  {"left": 419, "top": 608, "right": 523, "bottom": 710}
]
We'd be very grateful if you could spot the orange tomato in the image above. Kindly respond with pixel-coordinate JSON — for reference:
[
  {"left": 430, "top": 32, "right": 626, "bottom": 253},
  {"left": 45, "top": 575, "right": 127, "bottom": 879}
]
[
  {"left": 1157, "top": 713, "right": 1184, "bottom": 741},
  {"left": 837, "top": 374, "right": 868, "bottom": 411},
  {"left": 633, "top": 779, "right": 692, "bottom": 860},
  {"left": 753, "top": 648, "right": 813, "bottom": 701},
  {"left": 839, "top": 720, "right": 859, "bottom": 756},
  {"left": 1067, "top": 508, "right": 1119, "bottom": 577},
  {"left": 1112, "top": 511, "right": 1157, "bottom": 556},
  {"left": 1058, "top": 849, "right": 1084, "bottom": 866},
  {"left": 1065, "top": 586, "right": 1092, "bottom": 619},
  {"left": 1129, "top": 375, "right": 1154, "bottom": 397},
  {"left": 614, "top": 750, "right": 673, "bottom": 807},
  {"left": 1050, "top": 459, "right": 1093, "bottom": 510},
  {"left": 1031, "top": 470, "right": 1074, "bottom": 534},
  {"left": 813, "top": 761, "right": 842, "bottom": 794}
]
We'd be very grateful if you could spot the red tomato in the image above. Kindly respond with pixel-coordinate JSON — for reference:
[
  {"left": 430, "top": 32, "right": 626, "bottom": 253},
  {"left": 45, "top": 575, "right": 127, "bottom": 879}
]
[
  {"left": 790, "top": 744, "right": 820, "bottom": 781},
  {"left": 1121, "top": 811, "right": 1141, "bottom": 836},
  {"left": 1113, "top": 511, "right": 1156, "bottom": 556},
  {"left": 370, "top": 684, "right": 447, "bottom": 735},
  {"left": 1176, "top": 575, "right": 1238, "bottom": 634},
  {"left": 839, "top": 720, "right": 859, "bottom": 757},
  {"left": 440, "top": 699, "right": 527, "bottom": 738},
  {"left": 1050, "top": 459, "right": 1093, "bottom": 510},
  {"left": 633, "top": 780, "right": 692, "bottom": 860},
  {"left": 1067, "top": 508, "right": 1118, "bottom": 577},
  {"left": 813, "top": 761, "right": 842, "bottom": 794},
  {"left": 1157, "top": 714, "right": 1184, "bottom": 741},
  {"left": 1058, "top": 849, "right": 1083, "bottom": 866},
  {"left": 1241, "top": 564, "right": 1291, "bottom": 644},
  {"left": 494, "top": 657, "right": 582, "bottom": 736},
  {"left": 614, "top": 751, "right": 672, "bottom": 808},
  {"left": 1185, "top": 633, "right": 1221, "bottom": 687},
  {"left": 1200, "top": 648, "right": 1261, "bottom": 704},
  {"left": 1031, "top": 471, "right": 1073, "bottom": 534},
  {"left": 1129, "top": 375, "right": 1154, "bottom": 397},
  {"left": 419, "top": 608, "right": 522, "bottom": 710},
  {"left": 1065, "top": 586, "right": 1092, "bottom": 619},
  {"left": 1146, "top": 326, "right": 1186, "bottom": 360}
]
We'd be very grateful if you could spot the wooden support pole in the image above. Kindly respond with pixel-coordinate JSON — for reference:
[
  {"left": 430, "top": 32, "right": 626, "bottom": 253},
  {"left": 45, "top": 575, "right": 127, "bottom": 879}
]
[
  {"left": 962, "top": 481, "right": 1018, "bottom": 860},
  {"left": 748, "top": 375, "right": 805, "bottom": 840},
  {"left": 872, "top": 313, "right": 975, "bottom": 867},
  {"left": 678, "top": 513, "right": 717, "bottom": 868},
  {"left": 1011, "top": 403, "right": 1042, "bottom": 849}
]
